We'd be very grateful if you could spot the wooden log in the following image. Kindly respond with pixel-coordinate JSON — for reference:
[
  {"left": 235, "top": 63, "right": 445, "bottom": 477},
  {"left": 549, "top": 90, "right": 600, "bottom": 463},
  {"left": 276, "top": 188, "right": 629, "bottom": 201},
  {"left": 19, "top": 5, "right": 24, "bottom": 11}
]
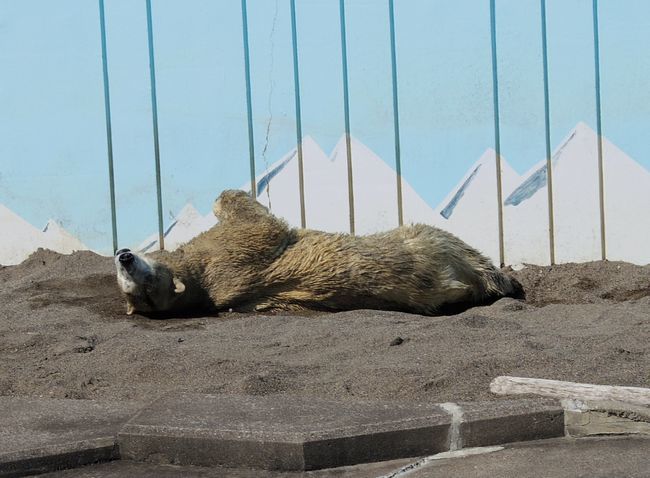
[{"left": 490, "top": 376, "right": 650, "bottom": 406}]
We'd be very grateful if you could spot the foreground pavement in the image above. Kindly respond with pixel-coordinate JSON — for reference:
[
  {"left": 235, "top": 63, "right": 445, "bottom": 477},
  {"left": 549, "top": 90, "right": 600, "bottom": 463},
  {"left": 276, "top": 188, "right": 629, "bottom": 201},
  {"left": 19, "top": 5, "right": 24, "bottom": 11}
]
[
  {"left": 1, "top": 395, "right": 647, "bottom": 477},
  {"left": 37, "top": 437, "right": 650, "bottom": 478},
  {"left": 385, "top": 436, "right": 650, "bottom": 478}
]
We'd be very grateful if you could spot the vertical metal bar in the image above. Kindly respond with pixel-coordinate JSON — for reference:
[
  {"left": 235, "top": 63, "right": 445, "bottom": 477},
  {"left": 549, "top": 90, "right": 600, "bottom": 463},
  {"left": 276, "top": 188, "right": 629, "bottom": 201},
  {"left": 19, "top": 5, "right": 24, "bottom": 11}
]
[
  {"left": 489, "top": 0, "right": 505, "bottom": 267},
  {"left": 540, "top": 0, "right": 556, "bottom": 265},
  {"left": 592, "top": 0, "right": 607, "bottom": 260},
  {"left": 98, "top": 0, "right": 118, "bottom": 254},
  {"left": 339, "top": 0, "right": 355, "bottom": 235},
  {"left": 145, "top": 0, "right": 165, "bottom": 250},
  {"left": 388, "top": 0, "right": 404, "bottom": 227},
  {"left": 290, "top": 0, "right": 306, "bottom": 228},
  {"left": 241, "top": 0, "right": 257, "bottom": 198}
]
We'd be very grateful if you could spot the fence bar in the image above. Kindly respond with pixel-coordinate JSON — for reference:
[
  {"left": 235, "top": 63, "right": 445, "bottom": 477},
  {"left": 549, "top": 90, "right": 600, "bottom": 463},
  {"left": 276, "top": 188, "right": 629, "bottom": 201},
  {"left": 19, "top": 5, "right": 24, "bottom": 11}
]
[
  {"left": 388, "top": 0, "right": 404, "bottom": 227},
  {"left": 98, "top": 0, "right": 118, "bottom": 254},
  {"left": 290, "top": 0, "right": 306, "bottom": 228},
  {"left": 241, "top": 0, "right": 257, "bottom": 198},
  {"left": 339, "top": 0, "right": 355, "bottom": 235},
  {"left": 489, "top": 0, "right": 505, "bottom": 267},
  {"left": 592, "top": 0, "right": 606, "bottom": 260},
  {"left": 145, "top": 0, "right": 165, "bottom": 250},
  {"left": 540, "top": 0, "right": 556, "bottom": 264}
]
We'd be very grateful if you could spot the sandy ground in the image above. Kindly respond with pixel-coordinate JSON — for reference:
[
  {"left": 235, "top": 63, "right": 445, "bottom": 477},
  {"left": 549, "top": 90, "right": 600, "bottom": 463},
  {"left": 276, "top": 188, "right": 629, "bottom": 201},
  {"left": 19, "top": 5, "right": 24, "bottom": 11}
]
[{"left": 0, "top": 249, "right": 648, "bottom": 403}]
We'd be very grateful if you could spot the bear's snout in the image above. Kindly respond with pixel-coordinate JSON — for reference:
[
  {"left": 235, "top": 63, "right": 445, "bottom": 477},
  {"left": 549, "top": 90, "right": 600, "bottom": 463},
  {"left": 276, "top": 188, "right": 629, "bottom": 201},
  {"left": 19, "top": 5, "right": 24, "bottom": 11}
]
[{"left": 118, "top": 251, "right": 134, "bottom": 265}]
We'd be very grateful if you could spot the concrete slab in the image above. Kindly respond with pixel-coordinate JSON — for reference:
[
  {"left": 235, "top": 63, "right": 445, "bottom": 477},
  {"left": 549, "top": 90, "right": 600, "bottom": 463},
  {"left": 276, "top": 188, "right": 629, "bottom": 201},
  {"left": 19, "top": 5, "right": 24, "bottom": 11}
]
[
  {"left": 563, "top": 399, "right": 650, "bottom": 437},
  {"left": 38, "top": 456, "right": 418, "bottom": 477},
  {"left": 118, "top": 394, "right": 450, "bottom": 471},
  {"left": 458, "top": 399, "right": 564, "bottom": 448},
  {"left": 0, "top": 397, "right": 142, "bottom": 477},
  {"left": 396, "top": 436, "right": 650, "bottom": 478}
]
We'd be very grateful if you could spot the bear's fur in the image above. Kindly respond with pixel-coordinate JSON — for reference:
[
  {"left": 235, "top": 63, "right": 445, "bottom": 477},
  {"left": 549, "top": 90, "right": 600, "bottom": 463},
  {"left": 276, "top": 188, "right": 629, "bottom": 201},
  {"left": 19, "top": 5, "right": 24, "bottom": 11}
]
[{"left": 115, "top": 190, "right": 523, "bottom": 317}]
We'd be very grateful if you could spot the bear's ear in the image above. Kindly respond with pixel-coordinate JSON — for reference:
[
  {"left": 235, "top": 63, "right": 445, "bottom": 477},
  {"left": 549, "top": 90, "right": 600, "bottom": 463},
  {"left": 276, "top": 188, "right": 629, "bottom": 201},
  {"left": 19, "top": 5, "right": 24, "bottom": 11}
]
[
  {"left": 173, "top": 277, "right": 186, "bottom": 294},
  {"left": 126, "top": 302, "right": 135, "bottom": 315}
]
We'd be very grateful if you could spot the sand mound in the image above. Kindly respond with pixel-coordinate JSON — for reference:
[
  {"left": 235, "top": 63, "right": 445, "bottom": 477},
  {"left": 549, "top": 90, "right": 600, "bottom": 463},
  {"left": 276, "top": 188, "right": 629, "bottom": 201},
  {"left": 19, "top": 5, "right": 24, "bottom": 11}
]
[
  {"left": 0, "top": 251, "right": 648, "bottom": 403},
  {"left": 512, "top": 261, "right": 650, "bottom": 306}
]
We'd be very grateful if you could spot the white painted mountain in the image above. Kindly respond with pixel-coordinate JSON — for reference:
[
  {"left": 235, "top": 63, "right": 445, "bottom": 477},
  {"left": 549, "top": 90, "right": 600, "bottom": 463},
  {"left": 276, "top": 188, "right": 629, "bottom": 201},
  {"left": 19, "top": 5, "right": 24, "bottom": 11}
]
[
  {"left": 432, "top": 149, "right": 522, "bottom": 264},
  {"left": 135, "top": 123, "right": 649, "bottom": 265},
  {"left": 251, "top": 136, "right": 348, "bottom": 232},
  {"left": 502, "top": 122, "right": 650, "bottom": 265},
  {"left": 42, "top": 219, "right": 88, "bottom": 254},
  {"left": 504, "top": 123, "right": 602, "bottom": 265},
  {"left": 248, "top": 135, "right": 437, "bottom": 234},
  {"left": 0, "top": 204, "right": 49, "bottom": 265},
  {"left": 501, "top": 158, "right": 553, "bottom": 266},
  {"left": 601, "top": 127, "right": 650, "bottom": 264},
  {"left": 0, "top": 205, "right": 89, "bottom": 265},
  {"left": 138, "top": 203, "right": 217, "bottom": 253},
  {"left": 337, "top": 136, "right": 438, "bottom": 233}
]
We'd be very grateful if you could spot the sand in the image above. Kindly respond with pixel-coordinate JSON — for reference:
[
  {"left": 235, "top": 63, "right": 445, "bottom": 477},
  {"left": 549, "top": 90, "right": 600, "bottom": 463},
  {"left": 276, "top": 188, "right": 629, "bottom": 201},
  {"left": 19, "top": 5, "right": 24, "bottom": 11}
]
[{"left": 0, "top": 250, "right": 648, "bottom": 403}]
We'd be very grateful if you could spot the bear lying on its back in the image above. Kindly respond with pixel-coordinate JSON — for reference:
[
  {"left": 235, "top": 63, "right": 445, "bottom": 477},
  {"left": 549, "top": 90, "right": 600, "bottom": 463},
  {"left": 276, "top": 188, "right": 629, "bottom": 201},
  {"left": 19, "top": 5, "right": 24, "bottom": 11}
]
[{"left": 115, "top": 190, "right": 523, "bottom": 317}]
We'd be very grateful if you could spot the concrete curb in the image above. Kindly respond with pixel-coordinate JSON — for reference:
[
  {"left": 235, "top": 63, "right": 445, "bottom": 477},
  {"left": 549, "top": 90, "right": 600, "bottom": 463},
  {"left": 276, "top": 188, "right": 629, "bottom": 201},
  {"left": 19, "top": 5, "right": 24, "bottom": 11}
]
[
  {"left": 117, "top": 394, "right": 452, "bottom": 471},
  {"left": 0, "top": 438, "right": 117, "bottom": 478},
  {"left": 0, "top": 397, "right": 142, "bottom": 477},
  {"left": 0, "top": 395, "right": 564, "bottom": 475},
  {"left": 117, "top": 394, "right": 564, "bottom": 471}
]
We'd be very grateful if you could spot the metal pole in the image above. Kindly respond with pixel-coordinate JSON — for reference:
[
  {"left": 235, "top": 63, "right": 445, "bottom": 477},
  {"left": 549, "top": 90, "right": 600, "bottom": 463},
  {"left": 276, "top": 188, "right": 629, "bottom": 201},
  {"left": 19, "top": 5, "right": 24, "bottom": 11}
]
[
  {"left": 145, "top": 0, "right": 165, "bottom": 250},
  {"left": 540, "top": 0, "right": 556, "bottom": 264},
  {"left": 388, "top": 0, "right": 404, "bottom": 227},
  {"left": 592, "top": 0, "right": 607, "bottom": 260},
  {"left": 489, "top": 0, "right": 505, "bottom": 267},
  {"left": 98, "top": 0, "right": 118, "bottom": 253},
  {"left": 339, "top": 0, "right": 355, "bottom": 235},
  {"left": 290, "top": 0, "right": 306, "bottom": 228},
  {"left": 241, "top": 0, "right": 257, "bottom": 198}
]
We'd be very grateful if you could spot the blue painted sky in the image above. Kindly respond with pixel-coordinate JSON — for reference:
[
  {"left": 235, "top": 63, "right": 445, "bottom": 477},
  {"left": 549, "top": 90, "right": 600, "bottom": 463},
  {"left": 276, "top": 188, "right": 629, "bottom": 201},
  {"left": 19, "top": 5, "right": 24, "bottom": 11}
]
[{"left": 0, "top": 0, "right": 649, "bottom": 252}]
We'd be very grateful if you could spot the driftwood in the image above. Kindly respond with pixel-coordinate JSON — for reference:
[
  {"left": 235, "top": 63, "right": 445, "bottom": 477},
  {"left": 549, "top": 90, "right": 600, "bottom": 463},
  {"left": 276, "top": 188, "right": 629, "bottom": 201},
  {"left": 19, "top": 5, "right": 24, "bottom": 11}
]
[{"left": 490, "top": 376, "right": 650, "bottom": 406}]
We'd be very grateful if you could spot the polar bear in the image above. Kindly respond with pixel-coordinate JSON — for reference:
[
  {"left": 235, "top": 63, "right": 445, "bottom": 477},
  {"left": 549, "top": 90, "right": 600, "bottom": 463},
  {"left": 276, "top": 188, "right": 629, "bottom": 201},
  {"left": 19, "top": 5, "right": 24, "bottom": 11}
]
[{"left": 115, "top": 190, "right": 523, "bottom": 317}]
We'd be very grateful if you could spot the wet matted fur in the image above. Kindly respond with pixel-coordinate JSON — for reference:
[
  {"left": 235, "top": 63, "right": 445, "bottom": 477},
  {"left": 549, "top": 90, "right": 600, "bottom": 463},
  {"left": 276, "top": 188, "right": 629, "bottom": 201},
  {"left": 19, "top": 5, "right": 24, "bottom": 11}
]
[{"left": 115, "top": 190, "right": 523, "bottom": 317}]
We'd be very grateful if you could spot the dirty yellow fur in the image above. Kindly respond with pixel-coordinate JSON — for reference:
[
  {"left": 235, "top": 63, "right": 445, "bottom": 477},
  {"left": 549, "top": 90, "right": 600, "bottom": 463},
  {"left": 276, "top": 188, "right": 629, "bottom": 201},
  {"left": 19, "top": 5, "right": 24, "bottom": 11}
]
[{"left": 122, "top": 190, "right": 522, "bottom": 316}]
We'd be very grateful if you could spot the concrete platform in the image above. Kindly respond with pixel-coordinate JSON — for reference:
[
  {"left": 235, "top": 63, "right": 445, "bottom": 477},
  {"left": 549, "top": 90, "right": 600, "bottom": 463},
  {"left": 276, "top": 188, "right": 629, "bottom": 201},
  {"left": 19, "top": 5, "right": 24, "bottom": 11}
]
[
  {"left": 118, "top": 394, "right": 451, "bottom": 471},
  {"left": 1, "top": 394, "right": 567, "bottom": 475},
  {"left": 458, "top": 399, "right": 564, "bottom": 447},
  {"left": 0, "top": 397, "right": 141, "bottom": 477}
]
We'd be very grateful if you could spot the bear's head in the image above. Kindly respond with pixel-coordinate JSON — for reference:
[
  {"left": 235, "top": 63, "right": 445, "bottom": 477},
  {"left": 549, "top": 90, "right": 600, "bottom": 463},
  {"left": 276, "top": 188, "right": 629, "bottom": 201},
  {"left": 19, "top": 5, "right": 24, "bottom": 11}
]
[{"left": 114, "top": 248, "right": 186, "bottom": 316}]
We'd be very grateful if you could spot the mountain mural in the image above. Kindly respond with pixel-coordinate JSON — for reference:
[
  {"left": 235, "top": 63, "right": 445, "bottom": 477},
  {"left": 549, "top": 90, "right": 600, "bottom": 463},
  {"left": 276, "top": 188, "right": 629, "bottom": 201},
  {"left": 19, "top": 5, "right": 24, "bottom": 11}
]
[
  {"left": 0, "top": 204, "right": 89, "bottom": 265},
  {"left": 249, "top": 135, "right": 437, "bottom": 234},
  {"left": 2, "top": 123, "right": 648, "bottom": 266},
  {"left": 432, "top": 149, "right": 522, "bottom": 264},
  {"left": 501, "top": 122, "right": 650, "bottom": 265},
  {"left": 138, "top": 203, "right": 217, "bottom": 253}
]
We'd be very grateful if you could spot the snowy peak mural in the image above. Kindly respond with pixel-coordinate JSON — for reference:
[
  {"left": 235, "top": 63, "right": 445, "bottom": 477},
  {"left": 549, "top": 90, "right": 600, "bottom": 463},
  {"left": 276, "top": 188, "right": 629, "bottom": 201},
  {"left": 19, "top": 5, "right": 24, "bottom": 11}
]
[
  {"left": 439, "top": 149, "right": 521, "bottom": 219},
  {"left": 241, "top": 124, "right": 647, "bottom": 266},
  {"left": 42, "top": 219, "right": 88, "bottom": 254},
  {"left": 500, "top": 122, "right": 650, "bottom": 265},
  {"left": 249, "top": 135, "right": 436, "bottom": 234},
  {"left": 433, "top": 149, "right": 522, "bottom": 263},
  {"left": 138, "top": 203, "right": 217, "bottom": 253},
  {"left": 0, "top": 204, "right": 88, "bottom": 265},
  {"left": 1, "top": 124, "right": 648, "bottom": 266}
]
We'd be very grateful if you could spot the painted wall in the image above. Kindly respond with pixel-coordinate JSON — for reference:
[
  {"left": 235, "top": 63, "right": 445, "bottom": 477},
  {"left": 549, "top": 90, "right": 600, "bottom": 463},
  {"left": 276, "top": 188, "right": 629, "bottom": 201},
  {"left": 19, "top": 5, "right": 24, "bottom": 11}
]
[{"left": 1, "top": 0, "right": 649, "bottom": 266}]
